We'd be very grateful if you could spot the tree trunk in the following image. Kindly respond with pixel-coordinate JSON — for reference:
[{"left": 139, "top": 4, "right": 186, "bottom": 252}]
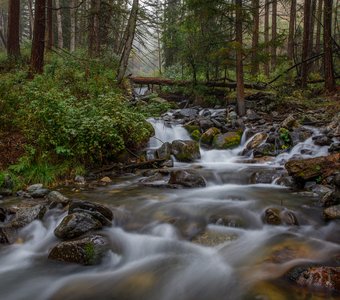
[
  {"left": 7, "top": 0, "right": 21, "bottom": 59},
  {"left": 314, "top": 0, "right": 323, "bottom": 70},
  {"left": 55, "top": 0, "right": 63, "bottom": 49},
  {"left": 89, "top": 0, "right": 101, "bottom": 57},
  {"left": 251, "top": 0, "right": 259, "bottom": 75},
  {"left": 264, "top": 0, "right": 270, "bottom": 76},
  {"left": 46, "top": 0, "right": 53, "bottom": 50},
  {"left": 117, "top": 0, "right": 139, "bottom": 84},
  {"left": 324, "top": 0, "right": 335, "bottom": 91},
  {"left": 301, "top": 0, "right": 311, "bottom": 87},
  {"left": 288, "top": 0, "right": 296, "bottom": 60},
  {"left": 30, "top": 0, "right": 46, "bottom": 75},
  {"left": 271, "top": 0, "right": 277, "bottom": 70},
  {"left": 28, "top": 0, "right": 34, "bottom": 40},
  {"left": 70, "top": 0, "right": 76, "bottom": 52},
  {"left": 235, "top": 0, "right": 245, "bottom": 116}
]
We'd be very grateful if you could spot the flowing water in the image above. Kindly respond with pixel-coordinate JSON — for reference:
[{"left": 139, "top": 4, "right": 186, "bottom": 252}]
[{"left": 0, "top": 117, "right": 339, "bottom": 300}]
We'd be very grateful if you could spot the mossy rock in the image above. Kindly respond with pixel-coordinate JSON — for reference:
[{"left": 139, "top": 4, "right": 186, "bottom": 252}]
[
  {"left": 190, "top": 129, "right": 201, "bottom": 141},
  {"left": 201, "top": 127, "right": 221, "bottom": 146},
  {"left": 171, "top": 140, "right": 201, "bottom": 162},
  {"left": 184, "top": 124, "right": 200, "bottom": 134},
  {"left": 212, "top": 132, "right": 242, "bottom": 149},
  {"left": 48, "top": 235, "right": 109, "bottom": 265}
]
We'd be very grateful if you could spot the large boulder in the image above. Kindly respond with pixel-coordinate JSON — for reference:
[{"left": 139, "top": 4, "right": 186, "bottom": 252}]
[
  {"left": 212, "top": 132, "right": 242, "bottom": 149},
  {"left": 171, "top": 140, "right": 201, "bottom": 162},
  {"left": 48, "top": 235, "right": 109, "bottom": 265},
  {"left": 168, "top": 170, "right": 206, "bottom": 188},
  {"left": 285, "top": 153, "right": 340, "bottom": 184},
  {"left": 54, "top": 212, "right": 102, "bottom": 240},
  {"left": 200, "top": 127, "right": 220, "bottom": 147}
]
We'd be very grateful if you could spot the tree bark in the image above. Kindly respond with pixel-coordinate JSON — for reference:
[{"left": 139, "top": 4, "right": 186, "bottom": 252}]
[
  {"left": 323, "top": 0, "right": 335, "bottom": 91},
  {"left": 46, "top": 0, "right": 53, "bottom": 50},
  {"left": 314, "top": 0, "right": 323, "bottom": 70},
  {"left": 235, "top": 0, "right": 245, "bottom": 116},
  {"left": 301, "top": 0, "right": 312, "bottom": 87},
  {"left": 70, "top": 0, "right": 77, "bottom": 52},
  {"left": 7, "top": 0, "right": 21, "bottom": 59},
  {"left": 55, "top": 0, "right": 63, "bottom": 49},
  {"left": 287, "top": 0, "right": 296, "bottom": 60},
  {"left": 28, "top": 0, "right": 34, "bottom": 40},
  {"left": 89, "top": 0, "right": 101, "bottom": 57},
  {"left": 271, "top": 0, "right": 277, "bottom": 70},
  {"left": 251, "top": 0, "right": 259, "bottom": 75},
  {"left": 117, "top": 0, "right": 139, "bottom": 84},
  {"left": 264, "top": 0, "right": 270, "bottom": 76},
  {"left": 30, "top": 0, "right": 46, "bottom": 75}
]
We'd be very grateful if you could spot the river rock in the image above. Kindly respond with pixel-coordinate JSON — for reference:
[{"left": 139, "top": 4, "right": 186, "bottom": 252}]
[
  {"left": 320, "top": 191, "right": 340, "bottom": 208},
  {"left": 48, "top": 234, "right": 109, "bottom": 265},
  {"left": 262, "top": 208, "right": 299, "bottom": 226},
  {"left": 10, "top": 204, "right": 47, "bottom": 228},
  {"left": 323, "top": 204, "right": 340, "bottom": 220},
  {"left": 329, "top": 143, "right": 340, "bottom": 153},
  {"left": 201, "top": 127, "right": 220, "bottom": 147},
  {"left": 212, "top": 132, "right": 242, "bottom": 149},
  {"left": 26, "top": 184, "right": 43, "bottom": 193},
  {"left": 168, "top": 170, "right": 206, "bottom": 188},
  {"left": 47, "top": 191, "right": 70, "bottom": 208},
  {"left": 285, "top": 153, "right": 340, "bottom": 184},
  {"left": 54, "top": 212, "right": 102, "bottom": 240},
  {"left": 0, "top": 226, "right": 17, "bottom": 244},
  {"left": 198, "top": 118, "right": 214, "bottom": 131},
  {"left": 69, "top": 201, "right": 113, "bottom": 221},
  {"left": 208, "top": 214, "right": 244, "bottom": 228},
  {"left": 253, "top": 143, "right": 276, "bottom": 157},
  {"left": 171, "top": 140, "right": 201, "bottom": 162},
  {"left": 173, "top": 108, "right": 198, "bottom": 119},
  {"left": 155, "top": 142, "right": 172, "bottom": 160},
  {"left": 74, "top": 175, "right": 86, "bottom": 185},
  {"left": 31, "top": 188, "right": 50, "bottom": 198},
  {"left": 246, "top": 132, "right": 268, "bottom": 151},
  {"left": 334, "top": 174, "right": 340, "bottom": 189},
  {"left": 281, "top": 114, "right": 300, "bottom": 130},
  {"left": 313, "top": 135, "right": 332, "bottom": 146},
  {"left": 0, "top": 207, "right": 7, "bottom": 222},
  {"left": 287, "top": 265, "right": 340, "bottom": 293},
  {"left": 290, "top": 127, "right": 313, "bottom": 146}
]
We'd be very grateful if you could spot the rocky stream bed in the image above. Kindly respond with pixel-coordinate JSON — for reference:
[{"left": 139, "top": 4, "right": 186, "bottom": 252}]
[{"left": 0, "top": 105, "right": 340, "bottom": 300}]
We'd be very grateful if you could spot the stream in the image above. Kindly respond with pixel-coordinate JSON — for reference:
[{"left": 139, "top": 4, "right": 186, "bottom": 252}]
[{"left": 0, "top": 113, "right": 339, "bottom": 300}]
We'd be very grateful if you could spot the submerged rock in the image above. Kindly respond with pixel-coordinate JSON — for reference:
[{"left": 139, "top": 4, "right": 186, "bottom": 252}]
[
  {"left": 54, "top": 212, "right": 102, "bottom": 240},
  {"left": 48, "top": 234, "right": 109, "bottom": 265},
  {"left": 287, "top": 265, "right": 340, "bottom": 294},
  {"left": 262, "top": 208, "right": 299, "bottom": 226},
  {"left": 168, "top": 170, "right": 206, "bottom": 188},
  {"left": 171, "top": 140, "right": 201, "bottom": 162}
]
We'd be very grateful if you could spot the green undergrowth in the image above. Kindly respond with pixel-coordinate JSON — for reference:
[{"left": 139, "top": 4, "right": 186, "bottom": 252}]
[{"left": 0, "top": 53, "right": 156, "bottom": 188}]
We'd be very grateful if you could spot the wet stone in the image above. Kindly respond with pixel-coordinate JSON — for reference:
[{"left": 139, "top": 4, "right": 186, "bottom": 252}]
[
  {"left": 10, "top": 204, "right": 47, "bottom": 228},
  {"left": 48, "top": 234, "right": 109, "bottom": 265},
  {"left": 54, "top": 212, "right": 102, "bottom": 240},
  {"left": 69, "top": 201, "right": 113, "bottom": 221}
]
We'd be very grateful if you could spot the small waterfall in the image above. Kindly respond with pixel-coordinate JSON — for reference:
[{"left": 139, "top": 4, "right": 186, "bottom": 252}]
[{"left": 148, "top": 118, "right": 191, "bottom": 149}]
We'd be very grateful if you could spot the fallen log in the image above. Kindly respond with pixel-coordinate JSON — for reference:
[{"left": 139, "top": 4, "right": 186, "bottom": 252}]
[{"left": 130, "top": 77, "right": 266, "bottom": 90}]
